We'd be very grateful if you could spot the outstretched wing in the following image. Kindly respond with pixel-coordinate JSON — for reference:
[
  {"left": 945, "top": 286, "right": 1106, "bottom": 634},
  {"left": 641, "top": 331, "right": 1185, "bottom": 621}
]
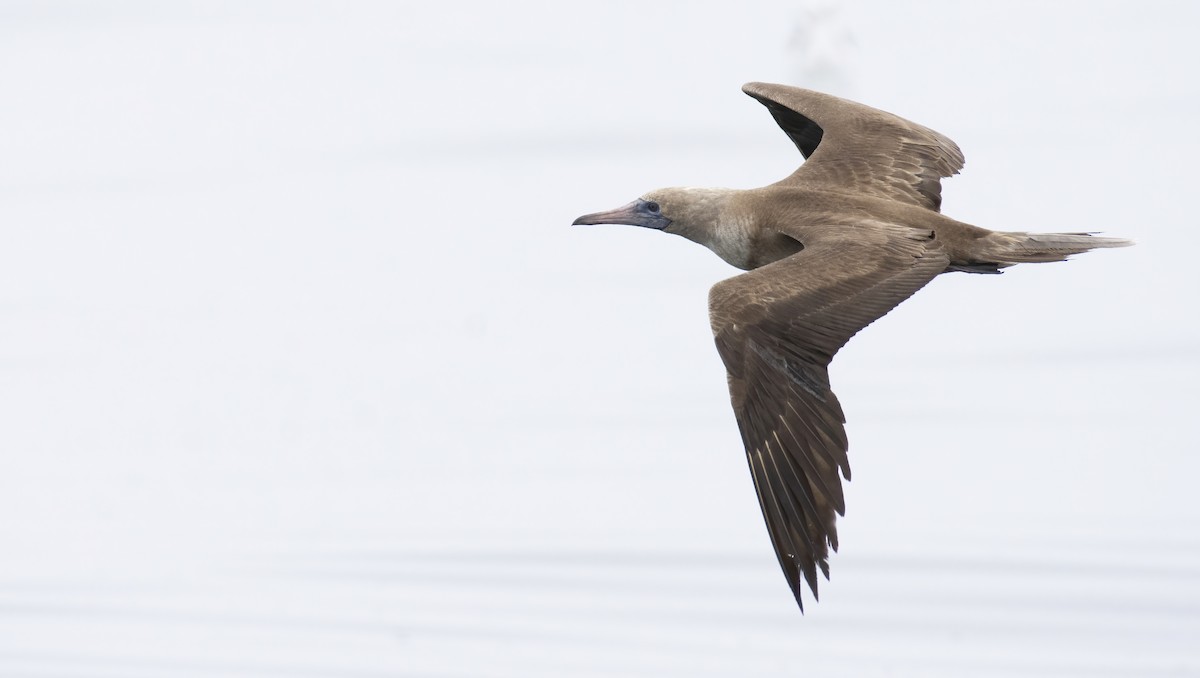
[
  {"left": 708, "top": 222, "right": 949, "bottom": 610},
  {"left": 743, "top": 82, "right": 965, "bottom": 212}
]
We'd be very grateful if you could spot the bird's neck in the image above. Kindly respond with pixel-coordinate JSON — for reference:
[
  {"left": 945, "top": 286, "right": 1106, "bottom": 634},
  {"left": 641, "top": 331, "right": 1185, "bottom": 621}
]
[{"left": 669, "top": 188, "right": 761, "bottom": 270}]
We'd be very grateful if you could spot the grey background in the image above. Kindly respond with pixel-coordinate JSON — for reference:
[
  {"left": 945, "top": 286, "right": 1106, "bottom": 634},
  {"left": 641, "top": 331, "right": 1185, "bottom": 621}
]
[{"left": 2, "top": 1, "right": 1197, "bottom": 675}]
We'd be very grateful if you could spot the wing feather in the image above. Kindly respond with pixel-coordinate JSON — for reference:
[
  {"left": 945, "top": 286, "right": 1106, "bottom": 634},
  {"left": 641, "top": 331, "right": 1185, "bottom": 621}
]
[
  {"left": 743, "top": 82, "right": 965, "bottom": 211},
  {"left": 709, "top": 226, "right": 949, "bottom": 609}
]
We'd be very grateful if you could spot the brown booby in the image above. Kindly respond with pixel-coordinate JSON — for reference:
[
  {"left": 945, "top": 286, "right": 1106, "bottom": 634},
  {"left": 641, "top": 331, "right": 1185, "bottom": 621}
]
[{"left": 573, "top": 82, "right": 1131, "bottom": 612}]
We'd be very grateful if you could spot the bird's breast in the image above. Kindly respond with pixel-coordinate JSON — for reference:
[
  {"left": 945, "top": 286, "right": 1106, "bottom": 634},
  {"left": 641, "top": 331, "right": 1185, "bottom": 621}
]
[
  {"left": 709, "top": 213, "right": 807, "bottom": 271},
  {"left": 745, "top": 230, "right": 807, "bottom": 269},
  {"left": 706, "top": 216, "right": 759, "bottom": 270}
]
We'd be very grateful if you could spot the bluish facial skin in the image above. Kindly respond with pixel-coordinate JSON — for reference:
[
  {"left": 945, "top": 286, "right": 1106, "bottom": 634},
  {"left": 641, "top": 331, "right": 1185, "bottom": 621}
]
[{"left": 573, "top": 199, "right": 672, "bottom": 230}]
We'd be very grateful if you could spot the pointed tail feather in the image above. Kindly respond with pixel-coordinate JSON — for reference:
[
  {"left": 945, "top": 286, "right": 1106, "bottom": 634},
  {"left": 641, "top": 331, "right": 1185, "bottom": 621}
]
[{"left": 984, "top": 231, "right": 1134, "bottom": 265}]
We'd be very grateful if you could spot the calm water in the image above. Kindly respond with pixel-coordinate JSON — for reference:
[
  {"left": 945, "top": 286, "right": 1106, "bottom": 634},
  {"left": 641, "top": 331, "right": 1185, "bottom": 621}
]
[{"left": 2, "top": 2, "right": 1197, "bottom": 675}]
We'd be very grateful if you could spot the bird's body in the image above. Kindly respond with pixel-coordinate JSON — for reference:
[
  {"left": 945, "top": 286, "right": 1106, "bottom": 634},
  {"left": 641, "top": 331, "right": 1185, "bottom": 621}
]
[
  {"left": 659, "top": 185, "right": 1005, "bottom": 271},
  {"left": 573, "top": 83, "right": 1130, "bottom": 611}
]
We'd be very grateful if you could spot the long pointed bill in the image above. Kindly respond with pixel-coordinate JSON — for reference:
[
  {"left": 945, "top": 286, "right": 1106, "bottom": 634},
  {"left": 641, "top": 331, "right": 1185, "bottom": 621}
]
[{"left": 572, "top": 199, "right": 671, "bottom": 230}]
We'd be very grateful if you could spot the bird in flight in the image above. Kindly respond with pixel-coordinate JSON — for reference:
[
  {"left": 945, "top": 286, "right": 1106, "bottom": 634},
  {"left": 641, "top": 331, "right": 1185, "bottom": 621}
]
[{"left": 573, "top": 82, "right": 1130, "bottom": 612}]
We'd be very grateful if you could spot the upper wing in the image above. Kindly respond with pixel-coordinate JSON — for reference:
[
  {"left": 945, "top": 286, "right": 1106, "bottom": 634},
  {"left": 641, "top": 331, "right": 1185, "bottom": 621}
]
[
  {"left": 743, "top": 82, "right": 965, "bottom": 212},
  {"left": 708, "top": 222, "right": 949, "bottom": 610}
]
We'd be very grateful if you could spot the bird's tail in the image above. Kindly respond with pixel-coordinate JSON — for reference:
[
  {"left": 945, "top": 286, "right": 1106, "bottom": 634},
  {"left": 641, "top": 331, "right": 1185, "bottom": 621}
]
[{"left": 980, "top": 231, "right": 1134, "bottom": 266}]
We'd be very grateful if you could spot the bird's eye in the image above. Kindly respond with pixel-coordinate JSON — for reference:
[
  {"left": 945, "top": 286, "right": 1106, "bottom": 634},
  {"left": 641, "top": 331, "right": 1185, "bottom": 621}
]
[{"left": 645, "top": 201, "right": 660, "bottom": 213}]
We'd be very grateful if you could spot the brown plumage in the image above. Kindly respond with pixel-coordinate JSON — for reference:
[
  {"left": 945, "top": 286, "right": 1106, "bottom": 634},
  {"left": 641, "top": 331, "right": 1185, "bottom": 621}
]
[{"left": 573, "top": 82, "right": 1131, "bottom": 611}]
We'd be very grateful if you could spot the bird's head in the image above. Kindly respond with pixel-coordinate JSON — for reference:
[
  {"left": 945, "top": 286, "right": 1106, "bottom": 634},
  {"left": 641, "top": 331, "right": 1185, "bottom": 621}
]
[
  {"left": 571, "top": 191, "right": 673, "bottom": 231},
  {"left": 576, "top": 183, "right": 734, "bottom": 229},
  {"left": 572, "top": 187, "right": 732, "bottom": 239},
  {"left": 573, "top": 187, "right": 762, "bottom": 268}
]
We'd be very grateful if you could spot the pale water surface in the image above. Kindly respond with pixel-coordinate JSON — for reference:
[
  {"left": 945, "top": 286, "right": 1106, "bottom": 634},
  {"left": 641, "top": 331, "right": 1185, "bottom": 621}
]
[{"left": 1, "top": 1, "right": 1197, "bottom": 676}]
